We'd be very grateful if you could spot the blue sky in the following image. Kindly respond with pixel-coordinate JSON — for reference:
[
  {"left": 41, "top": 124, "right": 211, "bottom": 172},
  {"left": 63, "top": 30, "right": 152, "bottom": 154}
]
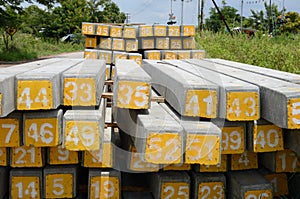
[{"left": 112, "top": 0, "right": 300, "bottom": 25}]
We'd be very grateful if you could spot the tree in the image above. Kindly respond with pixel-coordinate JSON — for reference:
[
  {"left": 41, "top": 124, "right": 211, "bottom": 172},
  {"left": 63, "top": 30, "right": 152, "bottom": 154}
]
[
  {"left": 98, "top": 1, "right": 126, "bottom": 23},
  {"left": 205, "top": 1, "right": 240, "bottom": 32},
  {"left": 279, "top": 12, "right": 300, "bottom": 34}
]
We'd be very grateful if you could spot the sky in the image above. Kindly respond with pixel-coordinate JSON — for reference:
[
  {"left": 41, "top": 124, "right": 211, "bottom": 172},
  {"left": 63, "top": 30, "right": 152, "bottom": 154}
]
[{"left": 112, "top": 0, "right": 300, "bottom": 25}]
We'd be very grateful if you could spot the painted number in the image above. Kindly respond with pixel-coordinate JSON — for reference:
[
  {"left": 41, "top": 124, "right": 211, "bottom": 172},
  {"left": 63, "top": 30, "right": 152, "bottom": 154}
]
[
  {"left": 82, "top": 24, "right": 94, "bottom": 35},
  {"left": 277, "top": 149, "right": 298, "bottom": 172},
  {"left": 97, "top": 26, "right": 108, "bottom": 36},
  {"left": 222, "top": 127, "right": 244, "bottom": 154},
  {"left": 253, "top": 125, "right": 283, "bottom": 152},
  {"left": 168, "top": 27, "right": 180, "bottom": 36},
  {"left": 186, "top": 134, "right": 220, "bottom": 164},
  {"left": 0, "top": 120, "right": 19, "bottom": 147},
  {"left": 185, "top": 90, "right": 217, "bottom": 118},
  {"left": 245, "top": 190, "right": 272, "bottom": 199},
  {"left": 15, "top": 181, "right": 38, "bottom": 199},
  {"left": 131, "top": 150, "right": 159, "bottom": 171},
  {"left": 146, "top": 134, "right": 182, "bottom": 164},
  {"left": 65, "top": 121, "right": 99, "bottom": 151},
  {"left": 227, "top": 92, "right": 258, "bottom": 120},
  {"left": 46, "top": 174, "right": 73, "bottom": 198},
  {"left": 231, "top": 151, "right": 258, "bottom": 170},
  {"left": 170, "top": 40, "right": 181, "bottom": 49},
  {"left": 90, "top": 177, "right": 119, "bottom": 199},
  {"left": 117, "top": 82, "right": 150, "bottom": 109},
  {"left": 199, "top": 182, "right": 224, "bottom": 199},
  {"left": 26, "top": 121, "right": 56, "bottom": 146},
  {"left": 288, "top": 99, "right": 300, "bottom": 128},
  {"left": 12, "top": 146, "right": 42, "bottom": 167},
  {"left": 161, "top": 183, "right": 189, "bottom": 199}
]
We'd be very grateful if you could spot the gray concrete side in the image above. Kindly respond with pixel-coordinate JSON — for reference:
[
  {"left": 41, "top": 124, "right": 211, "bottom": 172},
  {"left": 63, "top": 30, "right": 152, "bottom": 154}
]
[
  {"left": 123, "top": 192, "right": 154, "bottom": 199},
  {"left": 190, "top": 172, "right": 226, "bottom": 199},
  {"left": 135, "top": 102, "right": 184, "bottom": 164},
  {"left": 61, "top": 59, "right": 106, "bottom": 106},
  {"left": 149, "top": 171, "right": 190, "bottom": 199},
  {"left": 113, "top": 59, "right": 151, "bottom": 109},
  {"left": 0, "top": 112, "right": 22, "bottom": 147},
  {"left": 163, "top": 60, "right": 260, "bottom": 121},
  {"left": 143, "top": 60, "right": 218, "bottom": 118},
  {"left": 186, "top": 59, "right": 300, "bottom": 129},
  {"left": 284, "top": 129, "right": 300, "bottom": 156},
  {"left": 228, "top": 170, "right": 273, "bottom": 199},
  {"left": 43, "top": 166, "right": 77, "bottom": 198},
  {"left": 16, "top": 59, "right": 84, "bottom": 110},
  {"left": 210, "top": 58, "right": 300, "bottom": 84},
  {"left": 9, "top": 169, "right": 43, "bottom": 199},
  {"left": 88, "top": 169, "right": 121, "bottom": 199},
  {"left": 0, "top": 167, "right": 9, "bottom": 199},
  {"left": 23, "top": 109, "right": 63, "bottom": 147}
]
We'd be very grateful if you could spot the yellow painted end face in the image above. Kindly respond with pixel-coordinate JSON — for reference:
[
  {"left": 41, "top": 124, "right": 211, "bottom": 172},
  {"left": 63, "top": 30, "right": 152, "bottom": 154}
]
[
  {"left": 198, "top": 182, "right": 225, "bottom": 199},
  {"left": 126, "top": 40, "right": 138, "bottom": 52},
  {"left": 163, "top": 163, "right": 191, "bottom": 171},
  {"left": 64, "top": 78, "right": 96, "bottom": 106},
  {"left": 112, "top": 39, "right": 125, "bottom": 51},
  {"left": 11, "top": 176, "right": 41, "bottom": 199},
  {"left": 161, "top": 182, "right": 189, "bottom": 199},
  {"left": 244, "top": 190, "right": 272, "bottom": 199},
  {"left": 17, "top": 80, "right": 53, "bottom": 110},
  {"left": 185, "top": 89, "right": 217, "bottom": 118},
  {"left": 83, "top": 143, "right": 113, "bottom": 168},
  {"left": 183, "top": 38, "right": 196, "bottom": 49},
  {"left": 230, "top": 151, "right": 258, "bottom": 171},
  {"left": 142, "top": 39, "right": 155, "bottom": 49},
  {"left": 183, "top": 25, "right": 195, "bottom": 36},
  {"left": 100, "top": 38, "right": 112, "bottom": 50},
  {"left": 129, "top": 145, "right": 159, "bottom": 172},
  {"left": 96, "top": 25, "right": 109, "bottom": 36},
  {"left": 192, "top": 51, "right": 206, "bottom": 59},
  {"left": 113, "top": 54, "right": 127, "bottom": 64},
  {"left": 156, "top": 38, "right": 169, "bottom": 50},
  {"left": 99, "top": 52, "right": 112, "bottom": 64},
  {"left": 164, "top": 52, "right": 177, "bottom": 60},
  {"left": 177, "top": 52, "right": 191, "bottom": 60},
  {"left": 82, "top": 23, "right": 95, "bottom": 35},
  {"left": 124, "top": 27, "right": 137, "bottom": 38},
  {"left": 64, "top": 121, "right": 100, "bottom": 151},
  {"left": 0, "top": 93, "right": 2, "bottom": 115},
  {"left": 226, "top": 92, "right": 259, "bottom": 121},
  {"left": 168, "top": 26, "right": 180, "bottom": 37},
  {"left": 139, "top": 26, "right": 153, "bottom": 37},
  {"left": 85, "top": 37, "right": 97, "bottom": 48},
  {"left": 0, "top": 118, "right": 20, "bottom": 147},
  {"left": 288, "top": 98, "right": 300, "bottom": 129},
  {"left": 0, "top": 148, "right": 7, "bottom": 166},
  {"left": 185, "top": 134, "right": 220, "bottom": 164},
  {"left": 11, "top": 146, "right": 43, "bottom": 168},
  {"left": 200, "top": 154, "right": 227, "bottom": 172},
  {"left": 145, "top": 133, "right": 182, "bottom": 164},
  {"left": 90, "top": 176, "right": 120, "bottom": 199},
  {"left": 117, "top": 81, "right": 150, "bottom": 109},
  {"left": 221, "top": 126, "right": 244, "bottom": 154},
  {"left": 253, "top": 124, "right": 283, "bottom": 152},
  {"left": 49, "top": 146, "right": 79, "bottom": 165},
  {"left": 154, "top": 26, "right": 167, "bottom": 37},
  {"left": 276, "top": 149, "right": 299, "bottom": 172},
  {"left": 24, "top": 118, "right": 59, "bottom": 147},
  {"left": 45, "top": 174, "right": 73, "bottom": 198},
  {"left": 148, "top": 52, "right": 161, "bottom": 60},
  {"left": 170, "top": 38, "right": 182, "bottom": 50},
  {"left": 84, "top": 51, "right": 98, "bottom": 59},
  {"left": 265, "top": 173, "right": 289, "bottom": 197},
  {"left": 129, "top": 55, "right": 142, "bottom": 66},
  {"left": 110, "top": 26, "right": 123, "bottom": 38}
]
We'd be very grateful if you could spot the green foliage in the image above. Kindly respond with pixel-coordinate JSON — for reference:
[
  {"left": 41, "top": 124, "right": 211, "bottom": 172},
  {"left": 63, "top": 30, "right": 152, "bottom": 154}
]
[
  {"left": 280, "top": 12, "right": 300, "bottom": 34},
  {"left": 0, "top": 32, "right": 83, "bottom": 61},
  {"left": 196, "top": 31, "right": 300, "bottom": 73}
]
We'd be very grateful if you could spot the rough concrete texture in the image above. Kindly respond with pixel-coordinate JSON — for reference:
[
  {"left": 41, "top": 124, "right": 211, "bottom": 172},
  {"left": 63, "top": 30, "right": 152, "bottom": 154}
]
[
  {"left": 210, "top": 58, "right": 300, "bottom": 84},
  {"left": 113, "top": 59, "right": 151, "bottom": 109},
  {"left": 0, "top": 167, "right": 9, "bottom": 199},
  {"left": 43, "top": 166, "right": 77, "bottom": 198},
  {"left": 16, "top": 59, "right": 83, "bottom": 110},
  {"left": 23, "top": 109, "right": 63, "bottom": 147},
  {"left": 0, "top": 111, "right": 22, "bottom": 147},
  {"left": 228, "top": 170, "right": 273, "bottom": 199},
  {"left": 143, "top": 60, "right": 218, "bottom": 118},
  {"left": 144, "top": 50, "right": 161, "bottom": 60},
  {"left": 134, "top": 102, "right": 184, "bottom": 164},
  {"left": 123, "top": 192, "right": 154, "bottom": 199},
  {"left": 186, "top": 59, "right": 300, "bottom": 129},
  {"left": 88, "top": 169, "right": 121, "bottom": 199},
  {"left": 149, "top": 171, "right": 190, "bottom": 199},
  {"left": 163, "top": 60, "right": 260, "bottom": 120},
  {"left": 9, "top": 169, "right": 43, "bottom": 199},
  {"left": 190, "top": 172, "right": 226, "bottom": 199},
  {"left": 61, "top": 59, "right": 106, "bottom": 106},
  {"left": 284, "top": 129, "right": 300, "bottom": 156}
]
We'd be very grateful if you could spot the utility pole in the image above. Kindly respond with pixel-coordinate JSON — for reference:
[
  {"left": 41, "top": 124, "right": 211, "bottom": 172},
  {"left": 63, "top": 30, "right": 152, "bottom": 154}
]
[
  {"left": 125, "top": 13, "right": 130, "bottom": 24},
  {"left": 180, "top": 0, "right": 192, "bottom": 25},
  {"left": 200, "top": 0, "right": 204, "bottom": 31},
  {"left": 211, "top": 0, "right": 233, "bottom": 37},
  {"left": 198, "top": 0, "right": 200, "bottom": 30},
  {"left": 268, "top": 0, "right": 272, "bottom": 34},
  {"left": 241, "top": 0, "right": 244, "bottom": 31}
]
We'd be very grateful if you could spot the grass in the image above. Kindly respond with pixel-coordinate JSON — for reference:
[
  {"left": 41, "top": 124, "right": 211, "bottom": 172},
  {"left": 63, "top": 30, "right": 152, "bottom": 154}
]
[
  {"left": 0, "top": 33, "right": 84, "bottom": 62},
  {"left": 196, "top": 31, "right": 300, "bottom": 74}
]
